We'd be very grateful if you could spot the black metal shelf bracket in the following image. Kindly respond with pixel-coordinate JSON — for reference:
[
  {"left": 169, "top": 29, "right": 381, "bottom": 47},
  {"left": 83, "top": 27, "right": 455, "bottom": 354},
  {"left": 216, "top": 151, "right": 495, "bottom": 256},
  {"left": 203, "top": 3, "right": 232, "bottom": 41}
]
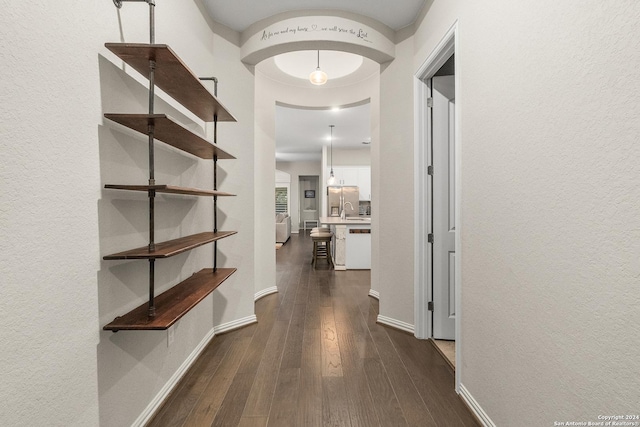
[
  {"left": 200, "top": 76, "right": 221, "bottom": 273},
  {"left": 113, "top": 0, "right": 154, "bottom": 9}
]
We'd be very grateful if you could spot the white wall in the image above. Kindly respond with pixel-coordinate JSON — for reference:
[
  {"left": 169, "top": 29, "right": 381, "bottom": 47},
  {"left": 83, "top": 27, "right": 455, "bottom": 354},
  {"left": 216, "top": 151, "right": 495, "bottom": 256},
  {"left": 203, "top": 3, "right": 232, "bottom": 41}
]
[
  {"left": 332, "top": 147, "right": 371, "bottom": 166},
  {"left": 1, "top": 3, "right": 102, "bottom": 425},
  {"left": 369, "top": 71, "right": 382, "bottom": 299},
  {"left": 377, "top": 37, "right": 416, "bottom": 326},
  {"left": 254, "top": 71, "right": 278, "bottom": 298},
  {"left": 411, "top": 0, "right": 640, "bottom": 424},
  {"left": 0, "top": 2, "right": 255, "bottom": 426}
]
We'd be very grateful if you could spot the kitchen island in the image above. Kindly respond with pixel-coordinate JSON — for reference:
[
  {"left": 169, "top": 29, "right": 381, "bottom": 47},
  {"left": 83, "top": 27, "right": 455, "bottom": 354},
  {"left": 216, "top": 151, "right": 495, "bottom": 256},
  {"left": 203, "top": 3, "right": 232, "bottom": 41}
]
[{"left": 319, "top": 216, "right": 371, "bottom": 270}]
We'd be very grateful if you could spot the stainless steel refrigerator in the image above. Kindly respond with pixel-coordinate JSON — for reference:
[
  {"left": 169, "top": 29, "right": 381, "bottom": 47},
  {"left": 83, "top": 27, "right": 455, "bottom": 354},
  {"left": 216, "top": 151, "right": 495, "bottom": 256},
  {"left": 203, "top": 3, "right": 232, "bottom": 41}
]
[{"left": 327, "top": 186, "right": 359, "bottom": 217}]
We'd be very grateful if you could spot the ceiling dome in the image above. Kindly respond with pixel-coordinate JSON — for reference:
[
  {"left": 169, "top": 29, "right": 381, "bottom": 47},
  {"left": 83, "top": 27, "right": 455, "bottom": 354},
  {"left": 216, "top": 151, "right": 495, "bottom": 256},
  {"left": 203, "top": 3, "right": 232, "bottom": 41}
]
[{"left": 274, "top": 50, "right": 364, "bottom": 81}]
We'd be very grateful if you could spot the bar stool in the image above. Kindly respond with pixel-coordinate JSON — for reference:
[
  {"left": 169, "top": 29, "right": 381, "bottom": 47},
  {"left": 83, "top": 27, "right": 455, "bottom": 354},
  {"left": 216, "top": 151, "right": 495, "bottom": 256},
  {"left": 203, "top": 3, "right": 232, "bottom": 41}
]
[
  {"left": 311, "top": 231, "right": 334, "bottom": 269},
  {"left": 309, "top": 226, "right": 330, "bottom": 242},
  {"left": 310, "top": 226, "right": 329, "bottom": 234}
]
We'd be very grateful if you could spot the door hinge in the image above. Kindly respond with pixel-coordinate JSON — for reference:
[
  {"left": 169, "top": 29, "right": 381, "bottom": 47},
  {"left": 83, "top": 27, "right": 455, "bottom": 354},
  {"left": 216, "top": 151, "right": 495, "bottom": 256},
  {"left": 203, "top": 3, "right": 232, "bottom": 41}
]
[
  {"left": 428, "top": 233, "right": 434, "bottom": 244},
  {"left": 427, "top": 165, "right": 434, "bottom": 175},
  {"left": 427, "top": 97, "right": 433, "bottom": 108},
  {"left": 428, "top": 301, "right": 434, "bottom": 311}
]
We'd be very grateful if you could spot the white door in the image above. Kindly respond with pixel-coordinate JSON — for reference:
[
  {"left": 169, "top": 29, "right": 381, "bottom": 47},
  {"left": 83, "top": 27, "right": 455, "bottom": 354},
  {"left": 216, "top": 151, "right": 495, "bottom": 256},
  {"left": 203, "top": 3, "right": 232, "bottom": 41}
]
[{"left": 432, "top": 75, "right": 456, "bottom": 340}]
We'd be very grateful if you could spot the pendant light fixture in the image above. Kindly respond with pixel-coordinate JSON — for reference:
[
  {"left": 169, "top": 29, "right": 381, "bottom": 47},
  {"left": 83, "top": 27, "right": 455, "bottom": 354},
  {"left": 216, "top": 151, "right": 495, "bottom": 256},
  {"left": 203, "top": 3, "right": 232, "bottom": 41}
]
[
  {"left": 327, "top": 125, "right": 336, "bottom": 185},
  {"left": 309, "top": 50, "right": 328, "bottom": 85}
]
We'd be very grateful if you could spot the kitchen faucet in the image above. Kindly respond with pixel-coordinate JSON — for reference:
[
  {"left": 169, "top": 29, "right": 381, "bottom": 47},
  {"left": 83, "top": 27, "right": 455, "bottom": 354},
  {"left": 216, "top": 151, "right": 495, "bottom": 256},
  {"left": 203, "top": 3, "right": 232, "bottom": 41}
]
[{"left": 341, "top": 201, "right": 354, "bottom": 219}]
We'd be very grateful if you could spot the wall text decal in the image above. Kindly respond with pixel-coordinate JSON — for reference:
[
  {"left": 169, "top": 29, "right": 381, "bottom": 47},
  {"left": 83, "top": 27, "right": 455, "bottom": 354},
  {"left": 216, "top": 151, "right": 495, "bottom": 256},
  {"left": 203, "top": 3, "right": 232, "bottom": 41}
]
[
  {"left": 260, "top": 23, "right": 372, "bottom": 44},
  {"left": 241, "top": 16, "right": 395, "bottom": 64}
]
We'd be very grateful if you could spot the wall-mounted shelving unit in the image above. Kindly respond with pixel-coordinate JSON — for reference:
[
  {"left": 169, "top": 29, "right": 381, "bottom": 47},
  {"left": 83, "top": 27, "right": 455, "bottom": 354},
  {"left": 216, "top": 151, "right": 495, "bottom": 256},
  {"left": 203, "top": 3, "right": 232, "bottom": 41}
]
[{"left": 103, "top": 0, "right": 237, "bottom": 331}]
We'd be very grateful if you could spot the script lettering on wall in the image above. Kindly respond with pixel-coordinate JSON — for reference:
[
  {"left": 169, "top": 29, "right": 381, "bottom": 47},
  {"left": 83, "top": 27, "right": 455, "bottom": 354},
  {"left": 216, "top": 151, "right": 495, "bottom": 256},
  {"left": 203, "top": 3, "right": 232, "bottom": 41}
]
[
  {"left": 260, "top": 23, "right": 372, "bottom": 44},
  {"left": 241, "top": 16, "right": 395, "bottom": 64}
]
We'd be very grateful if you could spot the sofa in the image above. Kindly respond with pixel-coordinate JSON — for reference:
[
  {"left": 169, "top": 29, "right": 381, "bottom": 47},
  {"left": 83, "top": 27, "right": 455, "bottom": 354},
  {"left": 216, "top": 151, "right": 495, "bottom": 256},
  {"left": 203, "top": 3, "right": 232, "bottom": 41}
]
[{"left": 275, "top": 213, "right": 291, "bottom": 243}]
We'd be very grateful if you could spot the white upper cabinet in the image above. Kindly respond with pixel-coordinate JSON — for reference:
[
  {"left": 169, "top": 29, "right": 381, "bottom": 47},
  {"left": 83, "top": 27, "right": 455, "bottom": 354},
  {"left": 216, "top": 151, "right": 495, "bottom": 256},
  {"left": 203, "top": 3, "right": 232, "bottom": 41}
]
[
  {"left": 331, "top": 166, "right": 359, "bottom": 186},
  {"left": 329, "top": 166, "right": 371, "bottom": 200},
  {"left": 357, "top": 167, "right": 371, "bottom": 201}
]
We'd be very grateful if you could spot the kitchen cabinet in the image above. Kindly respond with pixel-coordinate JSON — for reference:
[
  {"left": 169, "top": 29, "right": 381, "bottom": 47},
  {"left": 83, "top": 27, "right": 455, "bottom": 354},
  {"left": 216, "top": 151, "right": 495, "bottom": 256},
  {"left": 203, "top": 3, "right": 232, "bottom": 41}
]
[
  {"left": 331, "top": 166, "right": 358, "bottom": 186},
  {"left": 329, "top": 166, "right": 371, "bottom": 200},
  {"left": 346, "top": 227, "right": 371, "bottom": 269},
  {"left": 357, "top": 167, "right": 371, "bottom": 201},
  {"left": 319, "top": 217, "right": 371, "bottom": 270}
]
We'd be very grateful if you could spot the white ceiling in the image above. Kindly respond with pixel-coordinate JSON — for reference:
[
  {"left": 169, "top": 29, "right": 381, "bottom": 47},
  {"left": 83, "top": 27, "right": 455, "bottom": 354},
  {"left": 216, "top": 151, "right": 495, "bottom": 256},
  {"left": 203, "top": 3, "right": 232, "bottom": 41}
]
[
  {"left": 202, "top": 0, "right": 427, "bottom": 32},
  {"left": 259, "top": 50, "right": 380, "bottom": 89},
  {"left": 275, "top": 103, "right": 371, "bottom": 163},
  {"left": 274, "top": 51, "right": 363, "bottom": 80}
]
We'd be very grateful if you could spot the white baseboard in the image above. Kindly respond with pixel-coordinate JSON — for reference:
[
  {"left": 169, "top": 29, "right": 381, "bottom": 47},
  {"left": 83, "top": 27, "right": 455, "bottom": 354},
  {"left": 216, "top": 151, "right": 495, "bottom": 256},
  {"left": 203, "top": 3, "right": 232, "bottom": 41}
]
[
  {"left": 132, "top": 314, "right": 257, "bottom": 426},
  {"left": 214, "top": 314, "right": 258, "bottom": 334},
  {"left": 131, "top": 326, "right": 217, "bottom": 427},
  {"left": 376, "top": 315, "right": 414, "bottom": 334},
  {"left": 368, "top": 289, "right": 380, "bottom": 299},
  {"left": 459, "top": 383, "right": 495, "bottom": 427},
  {"left": 254, "top": 286, "right": 278, "bottom": 301},
  {"left": 335, "top": 266, "right": 346, "bottom": 271}
]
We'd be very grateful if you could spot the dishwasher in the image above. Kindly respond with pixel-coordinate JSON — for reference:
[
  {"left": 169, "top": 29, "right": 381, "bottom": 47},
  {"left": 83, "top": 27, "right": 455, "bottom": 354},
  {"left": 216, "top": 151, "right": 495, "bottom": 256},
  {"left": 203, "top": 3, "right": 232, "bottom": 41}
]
[{"left": 345, "top": 228, "right": 371, "bottom": 269}]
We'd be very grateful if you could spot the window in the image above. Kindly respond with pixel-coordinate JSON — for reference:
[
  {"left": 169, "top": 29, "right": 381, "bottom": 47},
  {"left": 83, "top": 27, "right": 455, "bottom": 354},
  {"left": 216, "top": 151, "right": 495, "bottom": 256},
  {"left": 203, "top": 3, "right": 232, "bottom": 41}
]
[{"left": 275, "top": 186, "right": 288, "bottom": 214}]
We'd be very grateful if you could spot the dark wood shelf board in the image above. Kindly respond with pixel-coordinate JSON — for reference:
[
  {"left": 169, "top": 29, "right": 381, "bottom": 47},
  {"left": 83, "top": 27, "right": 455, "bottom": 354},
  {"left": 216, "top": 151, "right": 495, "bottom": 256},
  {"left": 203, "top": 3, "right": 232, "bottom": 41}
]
[
  {"left": 103, "top": 231, "right": 237, "bottom": 260},
  {"left": 103, "top": 268, "right": 236, "bottom": 331},
  {"left": 105, "top": 43, "right": 236, "bottom": 123},
  {"left": 105, "top": 184, "right": 235, "bottom": 197},
  {"left": 104, "top": 114, "right": 235, "bottom": 160}
]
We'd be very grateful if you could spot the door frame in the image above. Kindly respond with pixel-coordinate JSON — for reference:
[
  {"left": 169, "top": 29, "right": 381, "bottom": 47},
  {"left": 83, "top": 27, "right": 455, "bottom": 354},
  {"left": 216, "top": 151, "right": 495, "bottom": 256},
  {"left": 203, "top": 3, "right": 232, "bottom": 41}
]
[{"left": 413, "top": 21, "right": 462, "bottom": 390}]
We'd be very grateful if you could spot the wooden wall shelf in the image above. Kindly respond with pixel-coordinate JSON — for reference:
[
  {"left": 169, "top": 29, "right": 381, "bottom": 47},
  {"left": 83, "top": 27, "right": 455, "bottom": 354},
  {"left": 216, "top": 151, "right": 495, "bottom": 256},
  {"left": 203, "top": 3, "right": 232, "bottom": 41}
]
[
  {"left": 103, "top": 25, "right": 238, "bottom": 331},
  {"left": 103, "top": 267, "right": 236, "bottom": 331},
  {"left": 103, "top": 231, "right": 237, "bottom": 260},
  {"left": 105, "top": 184, "right": 235, "bottom": 197},
  {"left": 105, "top": 43, "right": 236, "bottom": 122},
  {"left": 104, "top": 114, "right": 235, "bottom": 159}
]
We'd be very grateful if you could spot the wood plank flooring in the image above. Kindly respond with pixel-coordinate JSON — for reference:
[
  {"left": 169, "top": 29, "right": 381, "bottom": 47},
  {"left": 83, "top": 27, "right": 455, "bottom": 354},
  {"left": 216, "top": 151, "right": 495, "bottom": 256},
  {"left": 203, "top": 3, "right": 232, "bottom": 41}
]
[{"left": 148, "top": 233, "right": 479, "bottom": 427}]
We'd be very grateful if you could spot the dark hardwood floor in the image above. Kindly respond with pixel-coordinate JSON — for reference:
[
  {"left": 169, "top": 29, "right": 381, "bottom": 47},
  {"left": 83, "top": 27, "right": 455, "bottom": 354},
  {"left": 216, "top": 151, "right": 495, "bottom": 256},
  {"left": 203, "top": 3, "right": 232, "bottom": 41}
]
[{"left": 148, "top": 233, "right": 479, "bottom": 427}]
